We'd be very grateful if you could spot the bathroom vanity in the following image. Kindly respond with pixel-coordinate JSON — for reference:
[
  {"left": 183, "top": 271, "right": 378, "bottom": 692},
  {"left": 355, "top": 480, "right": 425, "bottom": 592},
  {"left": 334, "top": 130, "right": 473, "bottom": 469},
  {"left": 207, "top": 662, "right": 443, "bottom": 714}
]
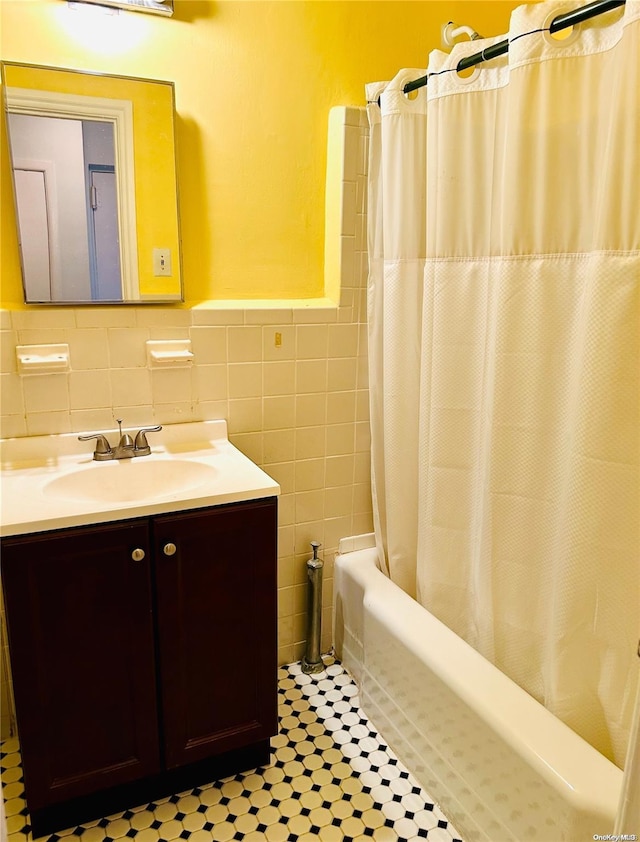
[{"left": 0, "top": 421, "right": 279, "bottom": 836}]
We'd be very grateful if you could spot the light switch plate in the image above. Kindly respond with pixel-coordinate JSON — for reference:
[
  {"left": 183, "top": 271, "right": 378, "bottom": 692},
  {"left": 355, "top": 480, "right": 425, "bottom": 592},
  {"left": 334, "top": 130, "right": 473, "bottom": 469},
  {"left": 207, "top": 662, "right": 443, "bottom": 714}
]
[{"left": 153, "top": 248, "right": 172, "bottom": 276}]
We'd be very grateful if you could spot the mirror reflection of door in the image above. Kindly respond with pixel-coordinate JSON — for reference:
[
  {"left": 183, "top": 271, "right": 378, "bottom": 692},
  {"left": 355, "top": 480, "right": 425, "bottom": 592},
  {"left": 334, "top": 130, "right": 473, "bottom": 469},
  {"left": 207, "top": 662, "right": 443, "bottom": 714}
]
[
  {"left": 13, "top": 164, "right": 54, "bottom": 301},
  {"left": 83, "top": 115, "right": 122, "bottom": 300},
  {"left": 8, "top": 113, "right": 122, "bottom": 302},
  {"left": 87, "top": 167, "right": 122, "bottom": 301}
]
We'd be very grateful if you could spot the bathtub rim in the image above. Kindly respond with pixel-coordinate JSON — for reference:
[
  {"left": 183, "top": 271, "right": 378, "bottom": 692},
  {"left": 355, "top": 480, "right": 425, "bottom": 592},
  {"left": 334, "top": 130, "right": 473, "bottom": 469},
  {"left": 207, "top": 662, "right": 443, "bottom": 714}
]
[{"left": 334, "top": 536, "right": 621, "bottom": 828}]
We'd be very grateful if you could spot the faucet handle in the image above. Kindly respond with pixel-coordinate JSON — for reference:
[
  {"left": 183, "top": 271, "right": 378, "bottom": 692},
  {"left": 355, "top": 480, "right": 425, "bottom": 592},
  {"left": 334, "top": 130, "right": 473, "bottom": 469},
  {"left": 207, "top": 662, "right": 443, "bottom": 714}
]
[
  {"left": 78, "top": 433, "right": 112, "bottom": 460},
  {"left": 134, "top": 425, "right": 162, "bottom": 456}
]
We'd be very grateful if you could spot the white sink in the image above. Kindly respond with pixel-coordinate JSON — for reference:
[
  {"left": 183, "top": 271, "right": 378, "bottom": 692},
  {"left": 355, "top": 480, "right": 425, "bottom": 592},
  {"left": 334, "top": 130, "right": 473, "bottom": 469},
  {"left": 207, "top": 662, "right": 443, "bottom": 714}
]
[
  {"left": 43, "top": 458, "right": 217, "bottom": 504},
  {"left": 0, "top": 420, "right": 280, "bottom": 536}
]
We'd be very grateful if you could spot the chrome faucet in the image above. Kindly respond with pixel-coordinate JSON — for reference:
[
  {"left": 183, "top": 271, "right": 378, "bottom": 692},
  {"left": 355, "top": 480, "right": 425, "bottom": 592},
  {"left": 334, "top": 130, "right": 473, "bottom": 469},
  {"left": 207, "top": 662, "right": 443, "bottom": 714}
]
[{"left": 79, "top": 421, "right": 162, "bottom": 461}]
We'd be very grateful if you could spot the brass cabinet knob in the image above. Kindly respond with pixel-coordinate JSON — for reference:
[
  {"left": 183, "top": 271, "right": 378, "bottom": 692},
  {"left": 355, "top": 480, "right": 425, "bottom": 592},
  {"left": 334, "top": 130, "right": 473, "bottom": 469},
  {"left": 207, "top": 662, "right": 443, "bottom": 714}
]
[
  {"left": 131, "top": 548, "right": 146, "bottom": 561},
  {"left": 163, "top": 543, "right": 177, "bottom": 556}
]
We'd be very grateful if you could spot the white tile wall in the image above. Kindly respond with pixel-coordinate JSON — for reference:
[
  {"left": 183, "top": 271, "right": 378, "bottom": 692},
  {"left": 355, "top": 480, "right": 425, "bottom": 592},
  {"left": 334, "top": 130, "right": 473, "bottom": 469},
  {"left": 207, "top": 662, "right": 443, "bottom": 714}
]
[{"left": 0, "top": 106, "right": 371, "bottom": 739}]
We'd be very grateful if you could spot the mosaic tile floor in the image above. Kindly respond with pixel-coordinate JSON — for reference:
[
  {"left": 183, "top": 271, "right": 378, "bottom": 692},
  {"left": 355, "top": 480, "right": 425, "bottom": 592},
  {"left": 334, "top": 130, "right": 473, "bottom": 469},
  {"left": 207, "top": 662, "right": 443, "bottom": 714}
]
[{"left": 1, "top": 659, "right": 464, "bottom": 842}]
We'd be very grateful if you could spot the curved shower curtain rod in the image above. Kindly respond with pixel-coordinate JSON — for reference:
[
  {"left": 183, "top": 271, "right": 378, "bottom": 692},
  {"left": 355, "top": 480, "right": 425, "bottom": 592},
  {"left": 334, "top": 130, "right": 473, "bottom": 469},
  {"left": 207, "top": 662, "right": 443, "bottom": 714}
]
[{"left": 402, "top": 0, "right": 626, "bottom": 96}]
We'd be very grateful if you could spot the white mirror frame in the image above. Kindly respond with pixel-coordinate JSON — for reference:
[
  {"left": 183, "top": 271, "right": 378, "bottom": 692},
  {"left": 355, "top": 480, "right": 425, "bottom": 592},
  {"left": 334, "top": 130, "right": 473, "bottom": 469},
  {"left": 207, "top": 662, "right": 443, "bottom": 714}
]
[{"left": 5, "top": 86, "right": 140, "bottom": 301}]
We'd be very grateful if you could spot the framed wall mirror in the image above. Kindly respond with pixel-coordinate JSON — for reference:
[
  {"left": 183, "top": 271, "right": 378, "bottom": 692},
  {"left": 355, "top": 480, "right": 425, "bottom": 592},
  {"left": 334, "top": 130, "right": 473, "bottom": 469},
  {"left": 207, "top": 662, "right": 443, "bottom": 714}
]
[{"left": 1, "top": 62, "right": 183, "bottom": 304}]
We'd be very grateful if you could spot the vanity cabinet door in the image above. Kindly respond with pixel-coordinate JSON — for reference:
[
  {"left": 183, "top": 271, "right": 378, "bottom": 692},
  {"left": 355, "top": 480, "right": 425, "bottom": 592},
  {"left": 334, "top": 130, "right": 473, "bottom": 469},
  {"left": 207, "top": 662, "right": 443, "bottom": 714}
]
[
  {"left": 153, "top": 498, "right": 278, "bottom": 769},
  {"left": 1, "top": 520, "right": 161, "bottom": 811}
]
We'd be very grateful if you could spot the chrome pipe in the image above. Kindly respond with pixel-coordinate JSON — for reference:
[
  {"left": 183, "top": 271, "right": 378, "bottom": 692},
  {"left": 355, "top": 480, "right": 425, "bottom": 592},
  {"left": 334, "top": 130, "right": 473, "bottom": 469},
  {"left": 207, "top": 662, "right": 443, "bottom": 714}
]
[{"left": 301, "top": 542, "right": 324, "bottom": 674}]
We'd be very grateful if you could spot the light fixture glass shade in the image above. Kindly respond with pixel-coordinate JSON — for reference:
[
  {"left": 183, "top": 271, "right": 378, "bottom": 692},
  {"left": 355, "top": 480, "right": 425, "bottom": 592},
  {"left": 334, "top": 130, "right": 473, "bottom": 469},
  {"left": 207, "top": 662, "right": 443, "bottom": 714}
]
[{"left": 70, "top": 0, "right": 173, "bottom": 15}]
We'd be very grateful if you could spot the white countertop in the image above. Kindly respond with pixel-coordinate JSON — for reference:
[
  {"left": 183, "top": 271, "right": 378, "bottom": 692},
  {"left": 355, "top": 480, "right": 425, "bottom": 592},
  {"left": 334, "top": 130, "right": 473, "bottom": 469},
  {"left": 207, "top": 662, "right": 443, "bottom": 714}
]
[{"left": 0, "top": 420, "right": 279, "bottom": 537}]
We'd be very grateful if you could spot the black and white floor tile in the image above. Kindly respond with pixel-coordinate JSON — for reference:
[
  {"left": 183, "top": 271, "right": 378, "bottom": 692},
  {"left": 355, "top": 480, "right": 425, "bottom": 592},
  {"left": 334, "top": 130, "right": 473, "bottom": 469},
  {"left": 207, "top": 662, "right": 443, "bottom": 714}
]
[{"left": 1, "top": 658, "right": 464, "bottom": 842}]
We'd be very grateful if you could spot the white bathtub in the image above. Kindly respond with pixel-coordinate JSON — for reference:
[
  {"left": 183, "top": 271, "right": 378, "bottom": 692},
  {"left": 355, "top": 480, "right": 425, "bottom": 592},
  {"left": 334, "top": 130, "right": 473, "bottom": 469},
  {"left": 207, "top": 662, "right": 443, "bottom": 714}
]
[{"left": 333, "top": 536, "right": 622, "bottom": 842}]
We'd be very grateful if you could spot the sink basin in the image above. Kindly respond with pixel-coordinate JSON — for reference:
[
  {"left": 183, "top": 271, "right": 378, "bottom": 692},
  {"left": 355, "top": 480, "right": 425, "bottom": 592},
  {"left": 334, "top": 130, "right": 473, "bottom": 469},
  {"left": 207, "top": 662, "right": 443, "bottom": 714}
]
[
  {"left": 1, "top": 420, "right": 280, "bottom": 536},
  {"left": 43, "top": 458, "right": 217, "bottom": 504}
]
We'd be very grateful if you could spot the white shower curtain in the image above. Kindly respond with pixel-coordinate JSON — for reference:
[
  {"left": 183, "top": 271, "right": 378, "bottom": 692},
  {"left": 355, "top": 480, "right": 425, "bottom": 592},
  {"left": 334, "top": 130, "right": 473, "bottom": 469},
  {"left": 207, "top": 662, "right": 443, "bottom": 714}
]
[{"left": 367, "top": 0, "right": 639, "bottom": 768}]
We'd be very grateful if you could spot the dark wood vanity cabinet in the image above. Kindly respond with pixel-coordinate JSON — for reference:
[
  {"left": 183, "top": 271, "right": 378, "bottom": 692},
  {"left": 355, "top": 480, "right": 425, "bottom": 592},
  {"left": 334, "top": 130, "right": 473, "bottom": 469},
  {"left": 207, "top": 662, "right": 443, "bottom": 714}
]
[
  {"left": 154, "top": 503, "right": 277, "bottom": 769},
  {"left": 2, "top": 520, "right": 161, "bottom": 805},
  {"left": 1, "top": 497, "right": 278, "bottom": 835}
]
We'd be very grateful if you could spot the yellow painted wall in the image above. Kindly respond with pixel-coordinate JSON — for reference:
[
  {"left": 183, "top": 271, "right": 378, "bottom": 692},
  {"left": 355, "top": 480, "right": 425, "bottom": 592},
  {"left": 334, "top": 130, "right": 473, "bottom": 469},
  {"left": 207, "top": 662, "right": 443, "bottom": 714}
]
[{"left": 1, "top": 0, "right": 521, "bottom": 306}]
